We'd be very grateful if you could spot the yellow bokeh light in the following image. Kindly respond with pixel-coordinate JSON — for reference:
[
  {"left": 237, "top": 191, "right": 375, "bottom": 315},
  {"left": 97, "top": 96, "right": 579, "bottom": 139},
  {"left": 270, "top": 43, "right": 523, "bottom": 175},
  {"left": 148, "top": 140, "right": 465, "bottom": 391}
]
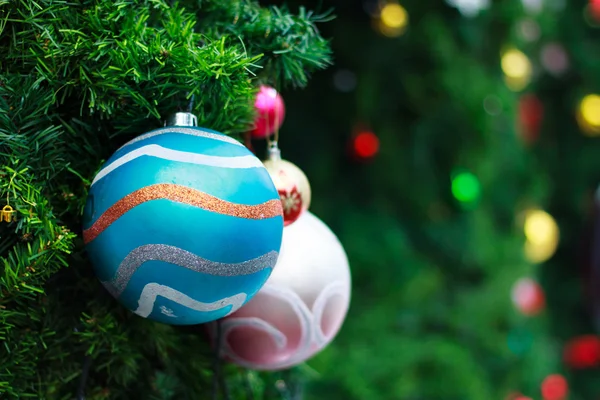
[
  {"left": 380, "top": 3, "right": 408, "bottom": 29},
  {"left": 524, "top": 239, "right": 556, "bottom": 264},
  {"left": 501, "top": 49, "right": 532, "bottom": 80},
  {"left": 580, "top": 94, "right": 600, "bottom": 128},
  {"left": 504, "top": 75, "right": 530, "bottom": 92},
  {"left": 577, "top": 110, "right": 600, "bottom": 137},
  {"left": 523, "top": 209, "right": 559, "bottom": 264},
  {"left": 375, "top": 19, "right": 407, "bottom": 37}
]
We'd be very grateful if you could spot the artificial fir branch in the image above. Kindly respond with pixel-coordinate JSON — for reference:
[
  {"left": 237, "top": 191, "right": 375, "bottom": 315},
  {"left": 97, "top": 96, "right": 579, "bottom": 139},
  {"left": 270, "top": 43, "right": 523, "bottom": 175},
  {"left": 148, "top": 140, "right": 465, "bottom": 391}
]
[{"left": 0, "top": 0, "right": 332, "bottom": 398}]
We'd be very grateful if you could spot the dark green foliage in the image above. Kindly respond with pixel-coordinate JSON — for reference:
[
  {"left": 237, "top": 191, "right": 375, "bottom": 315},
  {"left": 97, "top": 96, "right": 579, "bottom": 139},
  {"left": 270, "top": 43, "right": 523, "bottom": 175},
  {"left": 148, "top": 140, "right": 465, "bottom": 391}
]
[{"left": 0, "top": 0, "right": 331, "bottom": 398}]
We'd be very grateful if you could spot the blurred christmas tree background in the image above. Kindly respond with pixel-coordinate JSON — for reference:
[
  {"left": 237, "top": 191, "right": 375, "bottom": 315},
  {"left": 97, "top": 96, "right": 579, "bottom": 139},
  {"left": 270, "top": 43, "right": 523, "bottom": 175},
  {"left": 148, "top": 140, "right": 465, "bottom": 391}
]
[{"left": 265, "top": 0, "right": 600, "bottom": 398}]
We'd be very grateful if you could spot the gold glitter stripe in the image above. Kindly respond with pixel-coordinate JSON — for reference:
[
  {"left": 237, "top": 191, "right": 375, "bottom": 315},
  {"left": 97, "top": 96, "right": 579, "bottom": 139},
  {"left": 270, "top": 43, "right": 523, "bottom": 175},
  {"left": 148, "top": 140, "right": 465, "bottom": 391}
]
[{"left": 83, "top": 184, "right": 283, "bottom": 244}]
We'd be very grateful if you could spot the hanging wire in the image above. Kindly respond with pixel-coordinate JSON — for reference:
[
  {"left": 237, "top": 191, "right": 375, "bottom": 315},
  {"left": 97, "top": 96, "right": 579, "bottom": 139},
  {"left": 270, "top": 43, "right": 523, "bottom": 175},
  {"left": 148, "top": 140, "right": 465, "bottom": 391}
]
[
  {"left": 273, "top": 84, "right": 280, "bottom": 146},
  {"left": 265, "top": 79, "right": 282, "bottom": 160},
  {"left": 187, "top": 94, "right": 195, "bottom": 113},
  {"left": 212, "top": 321, "right": 221, "bottom": 400},
  {"left": 76, "top": 355, "right": 92, "bottom": 400},
  {"left": 212, "top": 320, "right": 231, "bottom": 400}
]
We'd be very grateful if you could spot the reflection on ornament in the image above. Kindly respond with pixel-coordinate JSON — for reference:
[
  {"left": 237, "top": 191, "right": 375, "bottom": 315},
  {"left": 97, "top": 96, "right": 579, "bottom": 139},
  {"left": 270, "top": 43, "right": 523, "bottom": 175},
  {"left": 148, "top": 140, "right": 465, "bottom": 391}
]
[
  {"left": 352, "top": 131, "right": 380, "bottom": 160},
  {"left": 501, "top": 49, "right": 532, "bottom": 91},
  {"left": 208, "top": 211, "right": 351, "bottom": 371},
  {"left": 578, "top": 94, "right": 600, "bottom": 136},
  {"left": 446, "top": 0, "right": 490, "bottom": 17},
  {"left": 523, "top": 209, "right": 559, "bottom": 263},
  {"left": 451, "top": 170, "right": 480, "bottom": 205},
  {"left": 263, "top": 145, "right": 311, "bottom": 226},
  {"left": 540, "top": 43, "right": 569, "bottom": 76},
  {"left": 511, "top": 278, "right": 545, "bottom": 315},
  {"left": 541, "top": 374, "right": 568, "bottom": 400},
  {"left": 375, "top": 2, "right": 408, "bottom": 37}
]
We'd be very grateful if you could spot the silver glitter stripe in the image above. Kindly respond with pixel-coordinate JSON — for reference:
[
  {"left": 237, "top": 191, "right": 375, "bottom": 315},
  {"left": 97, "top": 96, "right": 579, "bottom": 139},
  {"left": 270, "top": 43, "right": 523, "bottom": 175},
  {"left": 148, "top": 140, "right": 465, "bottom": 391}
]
[
  {"left": 133, "top": 283, "right": 247, "bottom": 318},
  {"left": 118, "top": 127, "right": 243, "bottom": 150},
  {"left": 102, "top": 244, "right": 279, "bottom": 297},
  {"left": 91, "top": 144, "right": 264, "bottom": 187}
]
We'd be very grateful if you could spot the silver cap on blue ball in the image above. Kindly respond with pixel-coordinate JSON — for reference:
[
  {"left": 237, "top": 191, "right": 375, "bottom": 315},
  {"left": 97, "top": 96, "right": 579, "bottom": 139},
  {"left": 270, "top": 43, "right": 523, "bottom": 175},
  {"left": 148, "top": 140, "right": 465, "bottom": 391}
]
[{"left": 167, "top": 112, "right": 198, "bottom": 127}]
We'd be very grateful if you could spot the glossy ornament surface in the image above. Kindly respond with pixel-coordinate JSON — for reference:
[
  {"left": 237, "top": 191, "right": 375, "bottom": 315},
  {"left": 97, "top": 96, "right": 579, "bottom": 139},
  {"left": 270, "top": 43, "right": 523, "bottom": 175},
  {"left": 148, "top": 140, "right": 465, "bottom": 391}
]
[
  {"left": 83, "top": 116, "right": 284, "bottom": 325},
  {"left": 209, "top": 211, "right": 351, "bottom": 370},
  {"left": 263, "top": 146, "right": 311, "bottom": 226},
  {"left": 250, "top": 85, "right": 285, "bottom": 139}
]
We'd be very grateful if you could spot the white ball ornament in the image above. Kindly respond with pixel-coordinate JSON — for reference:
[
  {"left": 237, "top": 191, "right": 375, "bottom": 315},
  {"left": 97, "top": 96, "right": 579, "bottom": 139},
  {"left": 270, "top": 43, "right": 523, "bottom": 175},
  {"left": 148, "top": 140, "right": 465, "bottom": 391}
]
[
  {"left": 263, "top": 144, "right": 311, "bottom": 226},
  {"left": 209, "top": 211, "right": 351, "bottom": 370}
]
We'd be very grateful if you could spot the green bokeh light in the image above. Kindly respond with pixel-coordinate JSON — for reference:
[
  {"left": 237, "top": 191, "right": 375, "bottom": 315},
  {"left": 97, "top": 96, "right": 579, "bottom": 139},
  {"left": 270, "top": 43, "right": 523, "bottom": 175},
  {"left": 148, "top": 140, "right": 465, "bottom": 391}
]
[{"left": 451, "top": 171, "right": 481, "bottom": 203}]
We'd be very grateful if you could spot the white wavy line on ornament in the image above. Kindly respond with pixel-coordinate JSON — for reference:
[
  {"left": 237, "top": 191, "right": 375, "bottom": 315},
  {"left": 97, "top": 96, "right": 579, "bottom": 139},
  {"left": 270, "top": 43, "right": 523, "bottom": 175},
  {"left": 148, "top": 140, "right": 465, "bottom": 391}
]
[
  {"left": 91, "top": 144, "right": 264, "bottom": 186},
  {"left": 119, "top": 127, "right": 243, "bottom": 151},
  {"left": 219, "top": 283, "right": 314, "bottom": 370},
  {"left": 133, "top": 282, "right": 247, "bottom": 318},
  {"left": 101, "top": 245, "right": 278, "bottom": 298},
  {"left": 217, "top": 316, "right": 288, "bottom": 349},
  {"left": 311, "top": 280, "right": 350, "bottom": 347}
]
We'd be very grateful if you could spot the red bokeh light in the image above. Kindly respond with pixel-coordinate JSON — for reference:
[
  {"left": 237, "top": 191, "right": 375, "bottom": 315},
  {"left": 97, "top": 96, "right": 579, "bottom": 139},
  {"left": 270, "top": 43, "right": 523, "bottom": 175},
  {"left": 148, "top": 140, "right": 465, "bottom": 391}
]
[
  {"left": 512, "top": 278, "right": 545, "bottom": 316},
  {"left": 353, "top": 131, "right": 380, "bottom": 159},
  {"left": 541, "top": 374, "right": 568, "bottom": 400},
  {"left": 518, "top": 94, "right": 544, "bottom": 144},
  {"left": 591, "top": 0, "right": 600, "bottom": 20},
  {"left": 563, "top": 335, "right": 600, "bottom": 369},
  {"left": 505, "top": 393, "right": 533, "bottom": 400}
]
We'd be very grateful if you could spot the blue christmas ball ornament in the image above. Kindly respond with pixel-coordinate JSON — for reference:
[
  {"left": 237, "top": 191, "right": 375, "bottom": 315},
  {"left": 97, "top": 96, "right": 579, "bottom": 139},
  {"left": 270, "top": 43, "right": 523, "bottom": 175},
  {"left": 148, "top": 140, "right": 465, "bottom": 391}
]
[{"left": 82, "top": 114, "right": 284, "bottom": 325}]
